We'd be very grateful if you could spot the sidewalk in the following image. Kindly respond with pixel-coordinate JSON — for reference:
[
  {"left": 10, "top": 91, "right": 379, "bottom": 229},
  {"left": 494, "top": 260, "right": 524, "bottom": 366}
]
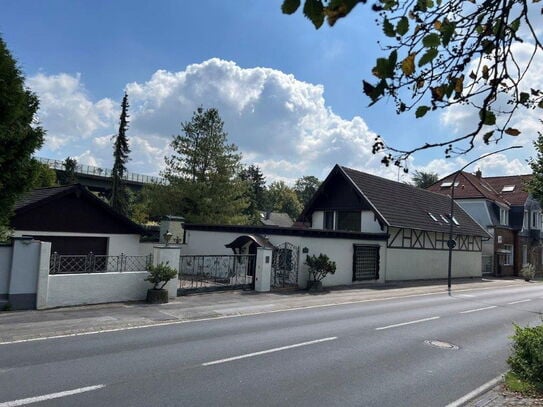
[{"left": 0, "top": 277, "right": 529, "bottom": 344}]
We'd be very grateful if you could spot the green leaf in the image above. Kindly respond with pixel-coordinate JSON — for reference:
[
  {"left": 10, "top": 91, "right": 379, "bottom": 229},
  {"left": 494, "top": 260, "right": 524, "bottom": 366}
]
[
  {"left": 383, "top": 18, "right": 395, "bottom": 37},
  {"left": 388, "top": 49, "right": 398, "bottom": 67},
  {"left": 422, "top": 33, "right": 440, "bottom": 48},
  {"left": 479, "top": 109, "right": 496, "bottom": 126},
  {"left": 281, "top": 0, "right": 301, "bottom": 14},
  {"left": 396, "top": 17, "right": 409, "bottom": 36},
  {"left": 415, "top": 105, "right": 430, "bottom": 118},
  {"left": 510, "top": 18, "right": 521, "bottom": 33},
  {"left": 372, "top": 57, "right": 394, "bottom": 79},
  {"left": 440, "top": 20, "right": 455, "bottom": 46},
  {"left": 520, "top": 92, "right": 530, "bottom": 104},
  {"left": 418, "top": 48, "right": 438, "bottom": 67},
  {"left": 538, "top": 100, "right": 543, "bottom": 109},
  {"left": 483, "top": 131, "right": 494, "bottom": 144},
  {"left": 303, "top": 0, "right": 324, "bottom": 29}
]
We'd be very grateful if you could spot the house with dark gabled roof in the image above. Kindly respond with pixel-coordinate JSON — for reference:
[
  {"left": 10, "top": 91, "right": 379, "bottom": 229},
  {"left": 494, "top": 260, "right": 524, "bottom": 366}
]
[
  {"left": 10, "top": 184, "right": 148, "bottom": 257},
  {"left": 182, "top": 165, "right": 489, "bottom": 288},
  {"left": 427, "top": 170, "right": 540, "bottom": 277}
]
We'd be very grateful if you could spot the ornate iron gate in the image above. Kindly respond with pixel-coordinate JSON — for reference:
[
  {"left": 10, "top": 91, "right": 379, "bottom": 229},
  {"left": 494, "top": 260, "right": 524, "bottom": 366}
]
[
  {"left": 178, "top": 254, "right": 255, "bottom": 294},
  {"left": 271, "top": 242, "right": 299, "bottom": 289}
]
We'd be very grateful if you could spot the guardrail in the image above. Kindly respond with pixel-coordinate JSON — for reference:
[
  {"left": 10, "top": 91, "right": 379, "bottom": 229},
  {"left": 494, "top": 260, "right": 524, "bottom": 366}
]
[{"left": 37, "top": 157, "right": 166, "bottom": 185}]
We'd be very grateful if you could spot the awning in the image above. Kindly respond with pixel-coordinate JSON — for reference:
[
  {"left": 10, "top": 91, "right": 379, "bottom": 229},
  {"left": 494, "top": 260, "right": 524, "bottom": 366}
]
[{"left": 225, "top": 234, "right": 275, "bottom": 250}]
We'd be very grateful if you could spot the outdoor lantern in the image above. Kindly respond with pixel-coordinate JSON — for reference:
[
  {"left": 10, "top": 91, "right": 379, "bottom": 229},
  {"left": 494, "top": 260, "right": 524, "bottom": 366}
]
[{"left": 163, "top": 231, "right": 173, "bottom": 246}]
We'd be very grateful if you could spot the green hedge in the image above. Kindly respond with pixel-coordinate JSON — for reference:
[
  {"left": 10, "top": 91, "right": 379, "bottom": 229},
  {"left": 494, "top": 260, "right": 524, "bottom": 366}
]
[{"left": 507, "top": 323, "right": 543, "bottom": 386}]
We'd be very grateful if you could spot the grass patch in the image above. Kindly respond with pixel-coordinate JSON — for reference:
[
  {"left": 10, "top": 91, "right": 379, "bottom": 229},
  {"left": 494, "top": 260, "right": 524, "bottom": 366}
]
[{"left": 505, "top": 371, "right": 543, "bottom": 398}]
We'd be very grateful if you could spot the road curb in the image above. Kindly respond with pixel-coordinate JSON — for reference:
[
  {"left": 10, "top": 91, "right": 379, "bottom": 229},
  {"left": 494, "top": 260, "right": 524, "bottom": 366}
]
[{"left": 446, "top": 373, "right": 505, "bottom": 407}]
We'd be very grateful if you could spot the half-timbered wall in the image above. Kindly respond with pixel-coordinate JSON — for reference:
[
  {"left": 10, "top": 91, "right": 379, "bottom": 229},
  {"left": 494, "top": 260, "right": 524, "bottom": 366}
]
[{"left": 387, "top": 227, "right": 482, "bottom": 252}]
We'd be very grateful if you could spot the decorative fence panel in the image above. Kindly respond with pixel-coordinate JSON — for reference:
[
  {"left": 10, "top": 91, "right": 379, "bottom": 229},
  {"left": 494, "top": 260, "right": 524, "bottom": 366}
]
[
  {"left": 49, "top": 252, "right": 153, "bottom": 274},
  {"left": 178, "top": 254, "right": 255, "bottom": 293},
  {"left": 271, "top": 242, "right": 299, "bottom": 289}
]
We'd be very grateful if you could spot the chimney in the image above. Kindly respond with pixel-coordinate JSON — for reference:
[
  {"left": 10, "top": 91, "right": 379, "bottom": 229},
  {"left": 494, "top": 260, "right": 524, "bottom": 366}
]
[{"left": 475, "top": 168, "right": 482, "bottom": 178}]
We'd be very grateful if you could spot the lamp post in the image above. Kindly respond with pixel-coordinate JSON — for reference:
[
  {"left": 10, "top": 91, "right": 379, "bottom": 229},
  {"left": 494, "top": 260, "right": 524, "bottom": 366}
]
[{"left": 447, "top": 145, "right": 523, "bottom": 292}]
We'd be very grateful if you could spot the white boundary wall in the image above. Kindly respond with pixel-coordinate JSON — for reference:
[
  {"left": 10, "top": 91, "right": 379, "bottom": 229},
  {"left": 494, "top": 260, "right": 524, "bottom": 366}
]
[
  {"left": 43, "top": 272, "right": 151, "bottom": 308},
  {"left": 183, "top": 229, "right": 388, "bottom": 288},
  {"left": 386, "top": 248, "right": 481, "bottom": 280}
]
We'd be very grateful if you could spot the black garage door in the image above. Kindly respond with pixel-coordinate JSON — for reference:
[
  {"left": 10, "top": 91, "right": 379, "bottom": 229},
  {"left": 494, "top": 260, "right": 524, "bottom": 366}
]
[{"left": 30, "top": 235, "right": 108, "bottom": 255}]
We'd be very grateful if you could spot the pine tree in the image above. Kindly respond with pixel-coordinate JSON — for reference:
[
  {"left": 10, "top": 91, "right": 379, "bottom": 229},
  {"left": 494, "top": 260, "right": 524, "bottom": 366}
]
[
  {"left": 110, "top": 93, "right": 131, "bottom": 215},
  {"left": 164, "top": 107, "right": 249, "bottom": 224},
  {"left": 240, "top": 164, "right": 267, "bottom": 223},
  {"left": 0, "top": 36, "right": 45, "bottom": 236}
]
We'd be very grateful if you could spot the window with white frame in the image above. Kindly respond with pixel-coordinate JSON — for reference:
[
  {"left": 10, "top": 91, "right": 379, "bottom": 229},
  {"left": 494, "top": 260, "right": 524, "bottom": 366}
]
[
  {"left": 503, "top": 244, "right": 513, "bottom": 265},
  {"left": 500, "top": 208, "right": 509, "bottom": 226},
  {"left": 532, "top": 211, "right": 541, "bottom": 230},
  {"left": 523, "top": 210, "right": 529, "bottom": 229}
]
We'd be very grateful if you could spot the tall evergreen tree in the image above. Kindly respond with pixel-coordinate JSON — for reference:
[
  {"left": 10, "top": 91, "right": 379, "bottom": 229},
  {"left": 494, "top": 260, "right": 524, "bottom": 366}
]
[
  {"left": 164, "top": 107, "right": 249, "bottom": 224},
  {"left": 240, "top": 164, "right": 267, "bottom": 222},
  {"left": 0, "top": 35, "right": 45, "bottom": 236},
  {"left": 110, "top": 93, "right": 131, "bottom": 215}
]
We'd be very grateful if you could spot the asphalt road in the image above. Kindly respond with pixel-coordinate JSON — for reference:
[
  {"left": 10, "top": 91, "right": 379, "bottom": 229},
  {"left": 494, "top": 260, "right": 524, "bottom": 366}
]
[{"left": 1, "top": 284, "right": 542, "bottom": 407}]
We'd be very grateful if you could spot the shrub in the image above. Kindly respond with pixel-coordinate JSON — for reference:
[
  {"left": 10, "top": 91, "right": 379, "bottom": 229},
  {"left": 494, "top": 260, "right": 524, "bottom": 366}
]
[
  {"left": 145, "top": 262, "right": 178, "bottom": 290},
  {"left": 521, "top": 264, "right": 536, "bottom": 281},
  {"left": 305, "top": 254, "right": 336, "bottom": 282},
  {"left": 507, "top": 323, "right": 543, "bottom": 387}
]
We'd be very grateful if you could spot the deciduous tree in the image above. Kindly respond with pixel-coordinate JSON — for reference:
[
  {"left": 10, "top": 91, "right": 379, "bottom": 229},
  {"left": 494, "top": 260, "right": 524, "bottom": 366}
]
[
  {"left": 294, "top": 175, "right": 321, "bottom": 207},
  {"left": 0, "top": 36, "right": 45, "bottom": 235},
  {"left": 412, "top": 170, "right": 439, "bottom": 189},
  {"left": 266, "top": 181, "right": 303, "bottom": 220},
  {"left": 282, "top": 0, "right": 542, "bottom": 168},
  {"left": 59, "top": 157, "right": 77, "bottom": 185}
]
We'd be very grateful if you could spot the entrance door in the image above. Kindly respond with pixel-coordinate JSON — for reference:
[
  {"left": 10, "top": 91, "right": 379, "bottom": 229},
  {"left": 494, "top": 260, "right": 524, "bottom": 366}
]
[{"left": 353, "top": 245, "right": 380, "bottom": 281}]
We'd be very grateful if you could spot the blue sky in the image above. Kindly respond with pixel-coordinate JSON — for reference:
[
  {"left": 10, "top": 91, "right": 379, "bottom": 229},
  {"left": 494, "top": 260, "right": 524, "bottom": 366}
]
[{"left": 1, "top": 0, "right": 534, "bottom": 182}]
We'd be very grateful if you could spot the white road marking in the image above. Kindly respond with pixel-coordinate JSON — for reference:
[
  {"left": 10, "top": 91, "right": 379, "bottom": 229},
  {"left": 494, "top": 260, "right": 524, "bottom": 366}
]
[
  {"left": 460, "top": 306, "right": 497, "bottom": 314},
  {"left": 202, "top": 337, "right": 337, "bottom": 366},
  {"left": 446, "top": 373, "right": 505, "bottom": 407},
  {"left": 456, "top": 294, "right": 476, "bottom": 298},
  {"left": 0, "top": 385, "right": 105, "bottom": 407},
  {"left": 375, "top": 316, "right": 440, "bottom": 331},
  {"left": 507, "top": 299, "right": 532, "bottom": 305},
  {"left": 0, "top": 283, "right": 527, "bottom": 346}
]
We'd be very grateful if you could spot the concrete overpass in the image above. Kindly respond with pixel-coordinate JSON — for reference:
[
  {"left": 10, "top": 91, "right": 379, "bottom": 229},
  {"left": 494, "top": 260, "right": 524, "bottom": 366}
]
[{"left": 37, "top": 157, "right": 166, "bottom": 193}]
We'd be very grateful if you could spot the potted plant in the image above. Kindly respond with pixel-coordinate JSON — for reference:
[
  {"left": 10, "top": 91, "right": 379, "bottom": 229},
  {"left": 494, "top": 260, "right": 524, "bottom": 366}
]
[
  {"left": 145, "top": 262, "right": 178, "bottom": 303},
  {"left": 305, "top": 253, "right": 336, "bottom": 292},
  {"left": 521, "top": 263, "right": 535, "bottom": 282}
]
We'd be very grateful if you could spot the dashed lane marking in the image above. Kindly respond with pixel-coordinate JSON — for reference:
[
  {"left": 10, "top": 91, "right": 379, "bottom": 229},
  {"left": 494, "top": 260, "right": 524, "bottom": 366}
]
[
  {"left": 0, "top": 385, "right": 105, "bottom": 407},
  {"left": 459, "top": 306, "right": 497, "bottom": 314},
  {"left": 375, "top": 316, "right": 440, "bottom": 331}
]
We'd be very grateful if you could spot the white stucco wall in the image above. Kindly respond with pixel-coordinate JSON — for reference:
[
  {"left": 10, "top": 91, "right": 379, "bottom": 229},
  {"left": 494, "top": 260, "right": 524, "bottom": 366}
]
[
  {"left": 361, "top": 211, "right": 382, "bottom": 233},
  {"left": 386, "top": 248, "right": 482, "bottom": 280},
  {"left": 13, "top": 230, "right": 143, "bottom": 256},
  {"left": 0, "top": 245, "right": 13, "bottom": 296},
  {"left": 139, "top": 242, "right": 156, "bottom": 256},
  {"left": 183, "top": 229, "right": 387, "bottom": 288},
  {"left": 312, "top": 211, "right": 324, "bottom": 229},
  {"left": 44, "top": 272, "right": 152, "bottom": 308}
]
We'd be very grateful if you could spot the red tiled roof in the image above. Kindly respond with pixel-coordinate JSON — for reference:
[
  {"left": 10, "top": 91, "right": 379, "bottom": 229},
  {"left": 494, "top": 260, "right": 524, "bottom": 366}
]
[{"left": 426, "top": 172, "right": 532, "bottom": 207}]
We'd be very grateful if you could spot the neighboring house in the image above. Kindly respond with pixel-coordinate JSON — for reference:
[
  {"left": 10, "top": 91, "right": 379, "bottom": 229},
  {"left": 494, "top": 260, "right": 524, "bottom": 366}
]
[
  {"left": 426, "top": 171, "right": 540, "bottom": 276},
  {"left": 259, "top": 211, "right": 294, "bottom": 227},
  {"left": 182, "top": 165, "right": 488, "bottom": 287},
  {"left": 10, "top": 184, "right": 148, "bottom": 257}
]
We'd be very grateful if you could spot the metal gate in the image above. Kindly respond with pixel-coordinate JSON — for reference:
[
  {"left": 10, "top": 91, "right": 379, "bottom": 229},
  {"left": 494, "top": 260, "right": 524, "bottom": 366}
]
[
  {"left": 178, "top": 254, "right": 255, "bottom": 294},
  {"left": 353, "top": 245, "right": 380, "bottom": 281},
  {"left": 271, "top": 242, "right": 299, "bottom": 289}
]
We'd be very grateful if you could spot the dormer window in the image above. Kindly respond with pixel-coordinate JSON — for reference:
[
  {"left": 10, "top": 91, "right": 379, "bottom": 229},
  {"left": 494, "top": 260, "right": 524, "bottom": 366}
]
[
  {"left": 441, "top": 181, "right": 459, "bottom": 188},
  {"left": 502, "top": 185, "right": 515, "bottom": 192},
  {"left": 500, "top": 208, "right": 509, "bottom": 225},
  {"left": 451, "top": 216, "right": 459, "bottom": 226},
  {"left": 440, "top": 214, "right": 449, "bottom": 223},
  {"left": 428, "top": 212, "right": 438, "bottom": 222}
]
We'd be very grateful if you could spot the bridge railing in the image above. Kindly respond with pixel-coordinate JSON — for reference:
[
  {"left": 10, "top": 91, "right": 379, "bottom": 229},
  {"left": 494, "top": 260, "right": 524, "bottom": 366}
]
[{"left": 37, "top": 157, "right": 166, "bottom": 185}]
